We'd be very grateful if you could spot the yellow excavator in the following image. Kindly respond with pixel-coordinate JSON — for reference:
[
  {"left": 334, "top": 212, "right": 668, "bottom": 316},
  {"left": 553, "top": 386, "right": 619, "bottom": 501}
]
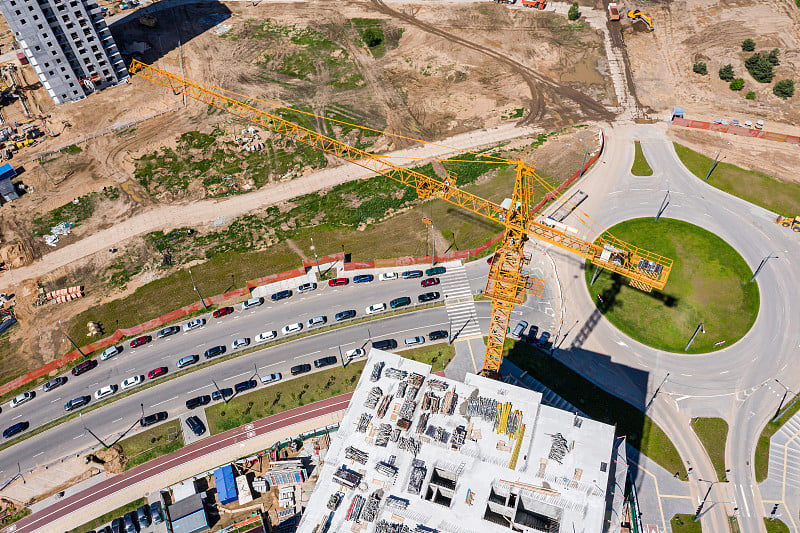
[
  {"left": 627, "top": 9, "right": 654, "bottom": 31},
  {"left": 776, "top": 215, "right": 800, "bottom": 232}
]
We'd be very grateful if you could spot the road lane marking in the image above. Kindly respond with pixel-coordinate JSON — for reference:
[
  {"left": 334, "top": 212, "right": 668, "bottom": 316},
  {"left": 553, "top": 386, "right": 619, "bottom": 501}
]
[
  {"left": 152, "top": 396, "right": 178, "bottom": 407},
  {"left": 32, "top": 452, "right": 44, "bottom": 458},
  {"left": 126, "top": 368, "right": 136, "bottom": 372},
  {"left": 186, "top": 386, "right": 209, "bottom": 395},
  {"left": 72, "top": 434, "right": 85, "bottom": 440},
  {"left": 259, "top": 362, "right": 282, "bottom": 370},
  {"left": 225, "top": 371, "right": 251, "bottom": 381},
  {"left": 11, "top": 414, "right": 22, "bottom": 420},
  {"left": 50, "top": 397, "right": 62, "bottom": 403},
  {"left": 112, "top": 417, "right": 123, "bottom": 424},
  {"left": 294, "top": 355, "right": 306, "bottom": 360}
]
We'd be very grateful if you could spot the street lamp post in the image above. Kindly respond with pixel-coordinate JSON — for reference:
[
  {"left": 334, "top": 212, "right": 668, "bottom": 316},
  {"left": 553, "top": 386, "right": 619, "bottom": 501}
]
[
  {"left": 773, "top": 379, "right": 792, "bottom": 421},
  {"left": 704, "top": 150, "right": 722, "bottom": 181},
  {"left": 58, "top": 319, "right": 85, "bottom": 357},
  {"left": 694, "top": 479, "right": 729, "bottom": 521},
  {"left": 310, "top": 238, "right": 322, "bottom": 278},
  {"left": 750, "top": 250, "right": 789, "bottom": 282},
  {"left": 187, "top": 268, "right": 208, "bottom": 309},
  {"left": 685, "top": 323, "right": 705, "bottom": 352}
]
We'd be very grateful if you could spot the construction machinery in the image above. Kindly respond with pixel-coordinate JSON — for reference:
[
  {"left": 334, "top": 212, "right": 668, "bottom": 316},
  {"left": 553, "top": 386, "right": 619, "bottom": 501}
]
[
  {"left": 129, "top": 60, "right": 672, "bottom": 379},
  {"left": 608, "top": 3, "right": 620, "bottom": 20},
  {"left": 627, "top": 9, "right": 654, "bottom": 31},
  {"left": 521, "top": 0, "right": 547, "bottom": 8},
  {"left": 775, "top": 215, "right": 800, "bottom": 232}
]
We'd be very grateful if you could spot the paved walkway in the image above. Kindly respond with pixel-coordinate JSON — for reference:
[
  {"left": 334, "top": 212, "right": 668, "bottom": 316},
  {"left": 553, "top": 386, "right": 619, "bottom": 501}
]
[{"left": 761, "top": 409, "right": 800, "bottom": 532}]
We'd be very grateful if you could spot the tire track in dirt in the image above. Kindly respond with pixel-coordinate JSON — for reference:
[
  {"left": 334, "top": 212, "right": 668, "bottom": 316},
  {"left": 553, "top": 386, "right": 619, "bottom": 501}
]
[{"left": 369, "top": 0, "right": 614, "bottom": 125}]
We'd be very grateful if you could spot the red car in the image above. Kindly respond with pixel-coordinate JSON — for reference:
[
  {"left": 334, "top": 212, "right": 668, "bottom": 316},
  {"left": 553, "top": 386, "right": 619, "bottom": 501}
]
[
  {"left": 421, "top": 277, "right": 440, "bottom": 287},
  {"left": 130, "top": 335, "right": 152, "bottom": 348},
  {"left": 328, "top": 278, "right": 349, "bottom": 287},
  {"left": 213, "top": 306, "right": 234, "bottom": 318},
  {"left": 148, "top": 366, "right": 168, "bottom": 379}
]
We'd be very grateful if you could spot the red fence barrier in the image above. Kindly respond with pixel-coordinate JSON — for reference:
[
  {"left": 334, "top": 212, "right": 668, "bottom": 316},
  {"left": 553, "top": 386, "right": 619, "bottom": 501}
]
[{"left": 671, "top": 117, "right": 800, "bottom": 145}]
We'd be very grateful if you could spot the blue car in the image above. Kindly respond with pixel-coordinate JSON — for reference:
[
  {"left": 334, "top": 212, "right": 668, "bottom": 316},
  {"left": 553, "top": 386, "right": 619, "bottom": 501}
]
[
  {"left": 3, "top": 421, "right": 29, "bottom": 439},
  {"left": 353, "top": 274, "right": 374, "bottom": 283}
]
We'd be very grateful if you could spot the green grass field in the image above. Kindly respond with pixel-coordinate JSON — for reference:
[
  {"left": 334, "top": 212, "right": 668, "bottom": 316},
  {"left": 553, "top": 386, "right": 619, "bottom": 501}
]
[
  {"left": 505, "top": 341, "right": 686, "bottom": 477},
  {"left": 631, "top": 141, "right": 653, "bottom": 176},
  {"left": 671, "top": 514, "right": 702, "bottom": 533},
  {"left": 691, "top": 417, "right": 729, "bottom": 481},
  {"left": 755, "top": 393, "right": 800, "bottom": 482},
  {"left": 115, "top": 420, "right": 183, "bottom": 471},
  {"left": 674, "top": 143, "right": 800, "bottom": 216},
  {"left": 764, "top": 518, "right": 790, "bottom": 533},
  {"left": 586, "top": 218, "right": 759, "bottom": 353},
  {"left": 67, "top": 498, "right": 146, "bottom": 533}
]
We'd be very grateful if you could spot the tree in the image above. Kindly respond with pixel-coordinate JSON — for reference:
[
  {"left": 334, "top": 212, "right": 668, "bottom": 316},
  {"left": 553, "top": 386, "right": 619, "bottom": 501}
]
[
  {"left": 568, "top": 2, "right": 580, "bottom": 20},
  {"left": 693, "top": 61, "right": 707, "bottom": 75},
  {"left": 773, "top": 79, "right": 795, "bottom": 99},
  {"left": 746, "top": 91, "right": 756, "bottom": 100},
  {"left": 742, "top": 39, "right": 756, "bottom": 52},
  {"left": 767, "top": 48, "right": 780, "bottom": 66},
  {"left": 718, "top": 64, "right": 735, "bottom": 81},
  {"left": 745, "top": 53, "right": 774, "bottom": 83},
  {"left": 729, "top": 78, "right": 745, "bottom": 91},
  {"left": 361, "top": 27, "right": 384, "bottom": 48}
]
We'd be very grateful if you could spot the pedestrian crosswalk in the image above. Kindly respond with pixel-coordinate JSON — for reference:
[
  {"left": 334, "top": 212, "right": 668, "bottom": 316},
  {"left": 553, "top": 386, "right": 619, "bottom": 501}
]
[{"left": 442, "top": 264, "right": 483, "bottom": 339}]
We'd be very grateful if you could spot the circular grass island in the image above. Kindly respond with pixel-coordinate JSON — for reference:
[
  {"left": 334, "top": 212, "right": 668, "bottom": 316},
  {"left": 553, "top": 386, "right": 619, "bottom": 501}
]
[{"left": 585, "top": 218, "right": 759, "bottom": 353}]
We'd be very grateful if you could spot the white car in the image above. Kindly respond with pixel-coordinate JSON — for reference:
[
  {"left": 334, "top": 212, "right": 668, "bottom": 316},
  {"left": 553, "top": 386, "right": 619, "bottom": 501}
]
[
  {"left": 95, "top": 384, "right": 118, "bottom": 400},
  {"left": 282, "top": 323, "right": 303, "bottom": 335},
  {"left": 298, "top": 282, "right": 317, "bottom": 294},
  {"left": 100, "top": 346, "right": 121, "bottom": 361},
  {"left": 121, "top": 375, "right": 144, "bottom": 391},
  {"left": 379, "top": 272, "right": 398, "bottom": 281},
  {"left": 344, "top": 348, "right": 366, "bottom": 360},
  {"left": 241, "top": 297, "right": 264, "bottom": 310},
  {"left": 9, "top": 391, "right": 34, "bottom": 408},
  {"left": 232, "top": 338, "right": 250, "bottom": 350},
  {"left": 404, "top": 336, "right": 425, "bottom": 346},
  {"left": 254, "top": 330, "right": 277, "bottom": 343},
  {"left": 182, "top": 318, "right": 206, "bottom": 332},
  {"left": 365, "top": 303, "right": 386, "bottom": 315},
  {"left": 260, "top": 373, "right": 282, "bottom": 385}
]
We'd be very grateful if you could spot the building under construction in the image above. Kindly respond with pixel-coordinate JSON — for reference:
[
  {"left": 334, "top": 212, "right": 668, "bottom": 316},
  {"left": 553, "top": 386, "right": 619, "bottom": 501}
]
[{"left": 299, "top": 351, "right": 628, "bottom": 533}]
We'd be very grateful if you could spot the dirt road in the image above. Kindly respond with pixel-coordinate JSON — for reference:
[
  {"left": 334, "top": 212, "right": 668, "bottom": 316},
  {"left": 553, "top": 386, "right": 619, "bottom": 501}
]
[{"left": 0, "top": 122, "right": 541, "bottom": 290}]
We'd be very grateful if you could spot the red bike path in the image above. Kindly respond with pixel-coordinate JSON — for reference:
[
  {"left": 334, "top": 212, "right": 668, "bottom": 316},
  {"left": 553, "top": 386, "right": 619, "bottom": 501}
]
[{"left": 5, "top": 393, "right": 353, "bottom": 533}]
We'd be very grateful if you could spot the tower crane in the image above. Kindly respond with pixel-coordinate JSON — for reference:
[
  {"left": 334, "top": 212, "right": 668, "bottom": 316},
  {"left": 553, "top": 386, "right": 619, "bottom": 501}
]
[{"left": 129, "top": 60, "right": 672, "bottom": 379}]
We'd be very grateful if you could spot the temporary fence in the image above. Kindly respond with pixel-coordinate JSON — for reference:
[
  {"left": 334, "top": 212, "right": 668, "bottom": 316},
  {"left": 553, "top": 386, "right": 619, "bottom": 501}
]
[{"left": 671, "top": 117, "right": 800, "bottom": 145}]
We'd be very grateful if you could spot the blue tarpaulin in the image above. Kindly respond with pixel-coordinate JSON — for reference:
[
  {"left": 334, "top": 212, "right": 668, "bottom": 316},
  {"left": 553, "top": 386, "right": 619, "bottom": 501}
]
[
  {"left": 214, "top": 464, "right": 237, "bottom": 505},
  {"left": 0, "top": 163, "right": 16, "bottom": 182}
]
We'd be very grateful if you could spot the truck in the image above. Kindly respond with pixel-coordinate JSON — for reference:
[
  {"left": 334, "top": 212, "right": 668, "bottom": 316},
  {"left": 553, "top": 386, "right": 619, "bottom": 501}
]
[
  {"left": 521, "top": 0, "right": 546, "bottom": 7},
  {"left": 608, "top": 3, "right": 620, "bottom": 20},
  {"left": 775, "top": 215, "right": 800, "bottom": 232}
]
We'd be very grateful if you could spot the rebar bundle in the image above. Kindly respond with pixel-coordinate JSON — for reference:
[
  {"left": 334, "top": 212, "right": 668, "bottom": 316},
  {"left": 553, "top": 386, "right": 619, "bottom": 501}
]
[
  {"left": 356, "top": 412, "right": 372, "bottom": 433},
  {"left": 377, "top": 395, "right": 392, "bottom": 419},
  {"left": 375, "top": 461, "right": 399, "bottom": 478},
  {"left": 399, "top": 437, "right": 422, "bottom": 457},
  {"left": 399, "top": 400, "right": 416, "bottom": 419},
  {"left": 361, "top": 490, "right": 382, "bottom": 522},
  {"left": 390, "top": 428, "right": 401, "bottom": 442},
  {"left": 365, "top": 386, "right": 383, "bottom": 409},
  {"left": 346, "top": 494, "right": 365, "bottom": 522},
  {"left": 385, "top": 367, "right": 407, "bottom": 380},
  {"left": 327, "top": 491, "right": 343, "bottom": 511},
  {"left": 450, "top": 425, "right": 466, "bottom": 451},
  {"left": 442, "top": 390, "right": 458, "bottom": 416},
  {"left": 345, "top": 446, "right": 369, "bottom": 464},
  {"left": 407, "top": 373, "right": 425, "bottom": 387},
  {"left": 466, "top": 396, "right": 498, "bottom": 421},
  {"left": 384, "top": 495, "right": 409, "bottom": 511},
  {"left": 428, "top": 378, "right": 448, "bottom": 391},
  {"left": 405, "top": 385, "right": 420, "bottom": 401},
  {"left": 416, "top": 412, "right": 429, "bottom": 434},
  {"left": 375, "top": 423, "right": 392, "bottom": 447},
  {"left": 371, "top": 361, "right": 385, "bottom": 382},
  {"left": 407, "top": 458, "right": 426, "bottom": 493},
  {"left": 396, "top": 381, "right": 408, "bottom": 399},
  {"left": 421, "top": 392, "right": 440, "bottom": 413},
  {"left": 375, "top": 520, "right": 411, "bottom": 533}
]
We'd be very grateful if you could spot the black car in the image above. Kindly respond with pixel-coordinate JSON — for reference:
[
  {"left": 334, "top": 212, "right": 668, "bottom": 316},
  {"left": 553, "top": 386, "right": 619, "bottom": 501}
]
[
  {"left": 140, "top": 411, "right": 168, "bottom": 427},
  {"left": 314, "top": 356, "right": 337, "bottom": 368},
  {"left": 96, "top": 526, "right": 113, "bottom": 533},
  {"left": 123, "top": 510, "right": 139, "bottom": 532},
  {"left": 372, "top": 339, "right": 398, "bottom": 350},
  {"left": 136, "top": 505, "right": 152, "bottom": 527},
  {"left": 271, "top": 289, "right": 293, "bottom": 301},
  {"left": 335, "top": 309, "right": 357, "bottom": 321},
  {"left": 291, "top": 364, "right": 311, "bottom": 375},
  {"left": 428, "top": 330, "right": 448, "bottom": 341},
  {"left": 156, "top": 325, "right": 181, "bottom": 339},
  {"left": 150, "top": 501, "right": 164, "bottom": 524},
  {"left": 186, "top": 416, "right": 206, "bottom": 436},
  {"left": 204, "top": 345, "right": 226, "bottom": 359},
  {"left": 3, "top": 421, "right": 29, "bottom": 439},
  {"left": 234, "top": 379, "right": 257, "bottom": 392},
  {"left": 185, "top": 395, "right": 211, "bottom": 409},
  {"left": 111, "top": 518, "right": 123, "bottom": 533},
  {"left": 64, "top": 395, "right": 91, "bottom": 412},
  {"left": 418, "top": 291, "right": 440, "bottom": 302},
  {"left": 211, "top": 388, "right": 234, "bottom": 401},
  {"left": 390, "top": 296, "right": 411, "bottom": 309},
  {"left": 401, "top": 270, "right": 423, "bottom": 279}
]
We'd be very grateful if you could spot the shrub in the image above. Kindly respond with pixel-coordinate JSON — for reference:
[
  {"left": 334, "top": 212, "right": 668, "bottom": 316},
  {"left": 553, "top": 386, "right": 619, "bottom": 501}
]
[
  {"left": 745, "top": 53, "right": 775, "bottom": 83},
  {"left": 767, "top": 48, "right": 780, "bottom": 66},
  {"left": 568, "top": 2, "right": 580, "bottom": 20},
  {"left": 773, "top": 79, "right": 795, "bottom": 99},
  {"left": 741, "top": 39, "right": 756, "bottom": 52},
  {"left": 729, "top": 78, "right": 745, "bottom": 91},
  {"left": 719, "top": 64, "right": 735, "bottom": 81},
  {"left": 361, "top": 27, "right": 383, "bottom": 48},
  {"left": 693, "top": 61, "right": 707, "bottom": 75},
  {"left": 746, "top": 91, "right": 756, "bottom": 100}
]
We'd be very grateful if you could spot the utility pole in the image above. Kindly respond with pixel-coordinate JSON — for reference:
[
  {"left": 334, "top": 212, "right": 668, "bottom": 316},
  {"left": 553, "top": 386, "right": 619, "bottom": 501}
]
[
  {"left": 310, "top": 237, "right": 322, "bottom": 278},
  {"left": 704, "top": 150, "right": 721, "bottom": 181},
  {"left": 590, "top": 264, "right": 601, "bottom": 285},
  {"left": 655, "top": 189, "right": 670, "bottom": 221},
  {"left": 685, "top": 323, "right": 705, "bottom": 352},
  {"left": 645, "top": 372, "right": 670, "bottom": 411},
  {"left": 773, "top": 379, "right": 792, "bottom": 421},
  {"left": 187, "top": 268, "right": 208, "bottom": 309},
  {"left": 694, "top": 479, "right": 728, "bottom": 521},
  {"left": 58, "top": 320, "right": 85, "bottom": 357},
  {"left": 578, "top": 149, "right": 589, "bottom": 177},
  {"left": 750, "top": 251, "right": 788, "bottom": 282}
]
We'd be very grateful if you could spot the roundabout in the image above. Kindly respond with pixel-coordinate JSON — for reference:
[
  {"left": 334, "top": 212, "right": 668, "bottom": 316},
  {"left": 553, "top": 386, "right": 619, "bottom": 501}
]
[{"left": 585, "top": 217, "right": 759, "bottom": 353}]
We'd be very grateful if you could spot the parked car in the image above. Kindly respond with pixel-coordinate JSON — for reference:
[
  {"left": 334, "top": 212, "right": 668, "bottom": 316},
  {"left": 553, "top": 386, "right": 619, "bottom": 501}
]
[
  {"left": 418, "top": 292, "right": 440, "bottom": 303},
  {"left": 156, "top": 326, "right": 180, "bottom": 338},
  {"left": 335, "top": 309, "right": 356, "bottom": 321},
  {"left": 211, "top": 388, "right": 233, "bottom": 401},
  {"left": 298, "top": 282, "right": 317, "bottom": 293},
  {"left": 241, "top": 297, "right": 264, "bottom": 310},
  {"left": 379, "top": 272, "right": 398, "bottom": 281},
  {"left": 344, "top": 348, "right": 365, "bottom": 360},
  {"left": 421, "top": 277, "right": 440, "bottom": 287},
  {"left": 95, "top": 384, "right": 118, "bottom": 400},
  {"left": 213, "top": 306, "right": 234, "bottom": 318},
  {"left": 176, "top": 354, "right": 199, "bottom": 368},
  {"left": 9, "top": 391, "right": 34, "bottom": 408},
  {"left": 526, "top": 325, "right": 539, "bottom": 344},
  {"left": 140, "top": 411, "right": 168, "bottom": 427},
  {"left": 290, "top": 364, "right": 311, "bottom": 376},
  {"left": 307, "top": 315, "right": 327, "bottom": 328},
  {"left": 129, "top": 335, "right": 152, "bottom": 348},
  {"left": 234, "top": 380, "right": 258, "bottom": 392},
  {"left": 64, "top": 395, "right": 91, "bottom": 412},
  {"left": 328, "top": 277, "right": 349, "bottom": 287},
  {"left": 314, "top": 356, "right": 337, "bottom": 368},
  {"left": 261, "top": 373, "right": 282, "bottom": 385},
  {"left": 390, "top": 296, "right": 411, "bottom": 309},
  {"left": 204, "top": 345, "right": 226, "bottom": 359},
  {"left": 231, "top": 338, "right": 250, "bottom": 350},
  {"left": 186, "top": 416, "right": 206, "bottom": 436},
  {"left": 282, "top": 323, "right": 303, "bottom": 335},
  {"left": 96, "top": 526, "right": 113, "bottom": 533},
  {"left": 428, "top": 330, "right": 448, "bottom": 341},
  {"left": 271, "top": 289, "right": 293, "bottom": 301},
  {"left": 137, "top": 504, "right": 152, "bottom": 528},
  {"left": 371, "top": 339, "right": 398, "bottom": 350},
  {"left": 353, "top": 274, "right": 374, "bottom": 283},
  {"left": 72, "top": 359, "right": 98, "bottom": 376},
  {"left": 123, "top": 511, "right": 138, "bottom": 532},
  {"left": 511, "top": 320, "right": 529, "bottom": 339},
  {"left": 149, "top": 502, "right": 164, "bottom": 524},
  {"left": 185, "top": 395, "right": 211, "bottom": 409},
  {"left": 537, "top": 331, "right": 551, "bottom": 347},
  {"left": 120, "top": 375, "right": 144, "bottom": 391},
  {"left": 111, "top": 517, "right": 123, "bottom": 533},
  {"left": 100, "top": 345, "right": 121, "bottom": 361},
  {"left": 254, "top": 330, "right": 277, "bottom": 343},
  {"left": 426, "top": 266, "right": 446, "bottom": 276},
  {"left": 404, "top": 336, "right": 425, "bottom": 346},
  {"left": 182, "top": 318, "right": 206, "bottom": 332},
  {"left": 365, "top": 303, "right": 386, "bottom": 315},
  {"left": 401, "top": 270, "right": 423, "bottom": 279},
  {"left": 148, "top": 366, "right": 168, "bottom": 379},
  {"left": 43, "top": 376, "right": 67, "bottom": 393},
  {"left": 3, "top": 421, "right": 29, "bottom": 439}
]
